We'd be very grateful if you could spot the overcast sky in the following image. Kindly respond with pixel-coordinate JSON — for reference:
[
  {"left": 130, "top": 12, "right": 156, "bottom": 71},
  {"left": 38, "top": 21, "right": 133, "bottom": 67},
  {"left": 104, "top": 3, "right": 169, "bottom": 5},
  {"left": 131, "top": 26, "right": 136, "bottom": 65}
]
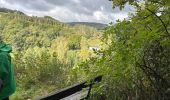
[{"left": 0, "top": 0, "right": 133, "bottom": 24}]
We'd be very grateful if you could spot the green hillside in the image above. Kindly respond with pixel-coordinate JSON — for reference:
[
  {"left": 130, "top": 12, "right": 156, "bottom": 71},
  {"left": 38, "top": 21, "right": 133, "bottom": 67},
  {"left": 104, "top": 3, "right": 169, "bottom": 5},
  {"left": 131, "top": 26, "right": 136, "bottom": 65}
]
[
  {"left": 0, "top": 10, "right": 103, "bottom": 99},
  {"left": 68, "top": 22, "right": 107, "bottom": 30},
  {"left": 0, "top": 7, "right": 25, "bottom": 15}
]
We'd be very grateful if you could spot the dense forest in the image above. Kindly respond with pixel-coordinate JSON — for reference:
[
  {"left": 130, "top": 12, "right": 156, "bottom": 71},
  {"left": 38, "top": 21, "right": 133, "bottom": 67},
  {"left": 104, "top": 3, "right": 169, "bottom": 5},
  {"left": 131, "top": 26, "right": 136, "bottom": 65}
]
[
  {"left": 0, "top": 0, "right": 170, "bottom": 99},
  {"left": 68, "top": 22, "right": 107, "bottom": 30},
  {"left": 0, "top": 8, "right": 104, "bottom": 99}
]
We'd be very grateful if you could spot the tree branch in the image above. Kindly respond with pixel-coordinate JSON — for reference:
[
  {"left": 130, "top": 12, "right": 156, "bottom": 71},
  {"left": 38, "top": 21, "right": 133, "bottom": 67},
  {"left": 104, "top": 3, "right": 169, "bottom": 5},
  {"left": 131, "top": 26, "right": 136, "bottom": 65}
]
[{"left": 146, "top": 8, "right": 170, "bottom": 37}]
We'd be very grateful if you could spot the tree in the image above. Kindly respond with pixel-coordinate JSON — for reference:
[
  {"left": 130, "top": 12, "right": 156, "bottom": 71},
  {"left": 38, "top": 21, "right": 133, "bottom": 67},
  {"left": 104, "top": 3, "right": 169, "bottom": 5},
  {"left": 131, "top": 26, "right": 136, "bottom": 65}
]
[{"left": 77, "top": 0, "right": 170, "bottom": 99}]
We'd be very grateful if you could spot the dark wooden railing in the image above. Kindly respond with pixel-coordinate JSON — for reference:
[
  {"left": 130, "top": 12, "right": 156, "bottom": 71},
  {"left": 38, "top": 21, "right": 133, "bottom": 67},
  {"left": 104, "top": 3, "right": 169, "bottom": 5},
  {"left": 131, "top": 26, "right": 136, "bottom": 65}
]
[{"left": 36, "top": 75, "right": 102, "bottom": 100}]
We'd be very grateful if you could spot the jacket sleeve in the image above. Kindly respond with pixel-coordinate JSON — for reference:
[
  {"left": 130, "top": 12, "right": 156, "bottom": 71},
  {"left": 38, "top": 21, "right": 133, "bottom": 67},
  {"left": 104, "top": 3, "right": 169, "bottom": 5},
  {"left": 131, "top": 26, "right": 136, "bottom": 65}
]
[
  {"left": 0, "top": 53, "right": 9, "bottom": 92},
  {"left": 0, "top": 78, "right": 3, "bottom": 92},
  {"left": 0, "top": 53, "right": 9, "bottom": 81}
]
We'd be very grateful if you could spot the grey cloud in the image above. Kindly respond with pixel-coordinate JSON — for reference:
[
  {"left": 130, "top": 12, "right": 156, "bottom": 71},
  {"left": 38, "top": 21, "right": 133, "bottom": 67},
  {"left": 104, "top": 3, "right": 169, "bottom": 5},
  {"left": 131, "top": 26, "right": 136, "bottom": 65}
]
[
  {"left": 46, "top": 0, "right": 75, "bottom": 6},
  {"left": 4, "top": 0, "right": 55, "bottom": 11},
  {"left": 46, "top": 0, "right": 114, "bottom": 15},
  {"left": 0, "top": 0, "right": 133, "bottom": 23},
  {"left": 79, "top": 0, "right": 113, "bottom": 12},
  {"left": 2, "top": 0, "right": 129, "bottom": 14},
  {"left": 44, "top": 0, "right": 96, "bottom": 15},
  {"left": 44, "top": 0, "right": 132, "bottom": 16}
]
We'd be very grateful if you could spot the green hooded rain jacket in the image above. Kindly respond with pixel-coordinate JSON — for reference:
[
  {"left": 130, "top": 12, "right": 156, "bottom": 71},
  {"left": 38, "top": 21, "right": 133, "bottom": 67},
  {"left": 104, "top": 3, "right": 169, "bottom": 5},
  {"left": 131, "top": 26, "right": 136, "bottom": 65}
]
[{"left": 0, "top": 43, "right": 16, "bottom": 99}]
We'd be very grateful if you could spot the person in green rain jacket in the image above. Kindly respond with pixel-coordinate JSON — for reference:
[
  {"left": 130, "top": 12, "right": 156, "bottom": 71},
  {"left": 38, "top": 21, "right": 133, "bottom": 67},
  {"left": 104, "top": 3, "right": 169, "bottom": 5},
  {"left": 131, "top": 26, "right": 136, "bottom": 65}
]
[{"left": 0, "top": 37, "right": 16, "bottom": 100}]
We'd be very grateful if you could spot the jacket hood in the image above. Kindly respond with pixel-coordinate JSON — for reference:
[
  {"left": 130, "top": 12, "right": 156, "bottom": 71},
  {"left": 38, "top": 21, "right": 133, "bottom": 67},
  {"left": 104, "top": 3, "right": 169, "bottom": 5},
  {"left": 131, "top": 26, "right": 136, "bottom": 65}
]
[{"left": 0, "top": 43, "right": 12, "bottom": 53}]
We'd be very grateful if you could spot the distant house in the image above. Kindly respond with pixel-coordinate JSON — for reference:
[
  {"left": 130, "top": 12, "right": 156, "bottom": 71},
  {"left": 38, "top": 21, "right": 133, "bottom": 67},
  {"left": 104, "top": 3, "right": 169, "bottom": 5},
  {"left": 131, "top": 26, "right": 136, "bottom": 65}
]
[{"left": 89, "top": 46, "right": 100, "bottom": 51}]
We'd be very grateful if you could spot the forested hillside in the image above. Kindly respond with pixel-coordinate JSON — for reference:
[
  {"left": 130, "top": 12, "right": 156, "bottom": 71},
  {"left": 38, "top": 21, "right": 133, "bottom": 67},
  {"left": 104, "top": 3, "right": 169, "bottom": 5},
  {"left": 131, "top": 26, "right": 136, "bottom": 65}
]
[
  {"left": 0, "top": 8, "right": 25, "bottom": 15},
  {"left": 0, "top": 9, "right": 103, "bottom": 99},
  {"left": 68, "top": 22, "right": 107, "bottom": 30}
]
